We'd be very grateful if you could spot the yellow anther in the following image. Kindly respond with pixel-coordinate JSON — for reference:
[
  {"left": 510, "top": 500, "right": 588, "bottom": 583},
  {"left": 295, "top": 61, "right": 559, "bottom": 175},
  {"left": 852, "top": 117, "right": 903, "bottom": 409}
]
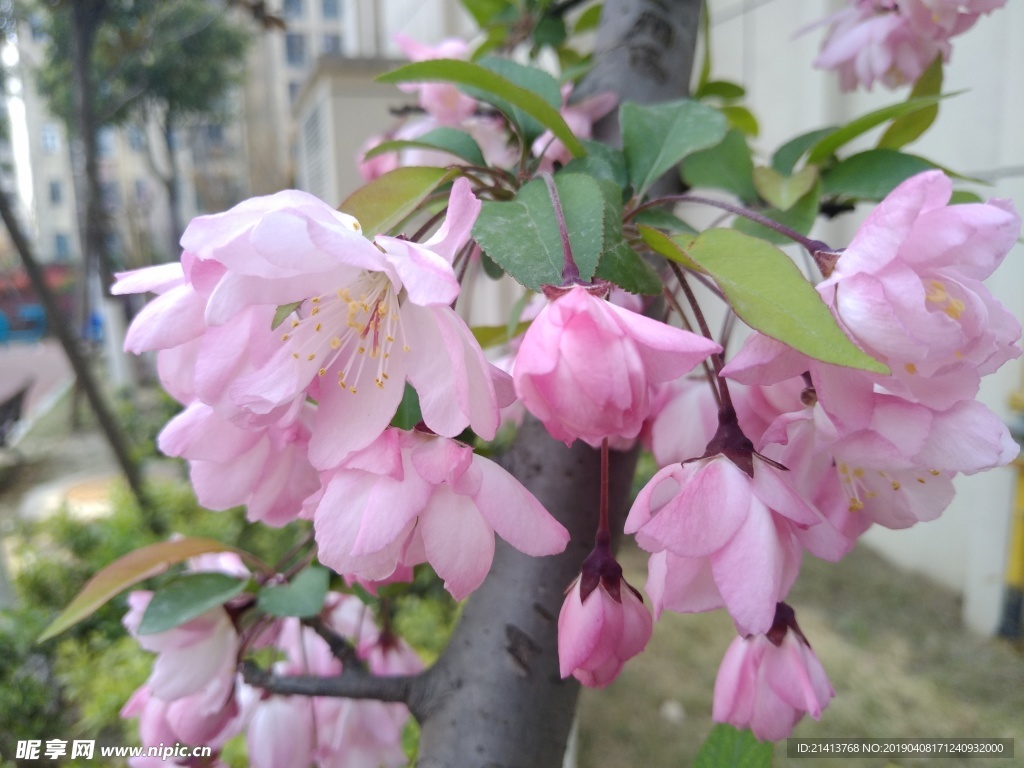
[
  {"left": 307, "top": 353, "right": 316, "bottom": 361},
  {"left": 315, "top": 323, "right": 322, "bottom": 332},
  {"left": 849, "top": 498, "right": 864, "bottom": 512},
  {"left": 319, "top": 368, "right": 326, "bottom": 376},
  {"left": 311, "top": 307, "right": 320, "bottom": 316},
  {"left": 281, "top": 333, "right": 290, "bottom": 341},
  {"left": 330, "top": 337, "right": 341, "bottom": 350},
  {"left": 891, "top": 481, "right": 900, "bottom": 491},
  {"left": 904, "top": 363, "right": 918, "bottom": 375}
]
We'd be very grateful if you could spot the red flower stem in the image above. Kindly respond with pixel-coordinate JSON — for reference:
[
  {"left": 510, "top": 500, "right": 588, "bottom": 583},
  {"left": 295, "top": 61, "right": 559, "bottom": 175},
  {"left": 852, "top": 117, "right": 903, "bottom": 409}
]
[
  {"left": 670, "top": 260, "right": 736, "bottom": 413},
  {"left": 598, "top": 437, "right": 610, "bottom": 538},
  {"left": 629, "top": 193, "right": 832, "bottom": 259},
  {"left": 542, "top": 172, "right": 580, "bottom": 283}
]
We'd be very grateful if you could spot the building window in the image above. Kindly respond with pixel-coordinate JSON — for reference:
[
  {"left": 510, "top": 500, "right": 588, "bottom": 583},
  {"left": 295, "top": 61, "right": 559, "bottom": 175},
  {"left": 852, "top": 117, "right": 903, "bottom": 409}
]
[
  {"left": 283, "top": 0, "right": 303, "bottom": 17},
  {"left": 100, "top": 181, "right": 120, "bottom": 211},
  {"left": 97, "top": 127, "right": 116, "bottom": 157},
  {"left": 48, "top": 180, "right": 62, "bottom": 205},
  {"left": 41, "top": 123, "right": 60, "bottom": 154},
  {"left": 323, "top": 33, "right": 342, "bottom": 54},
  {"left": 285, "top": 32, "right": 307, "bottom": 67},
  {"left": 127, "top": 125, "right": 145, "bottom": 151},
  {"left": 288, "top": 81, "right": 302, "bottom": 104},
  {"left": 322, "top": 0, "right": 339, "bottom": 19},
  {"left": 54, "top": 233, "right": 70, "bottom": 262}
]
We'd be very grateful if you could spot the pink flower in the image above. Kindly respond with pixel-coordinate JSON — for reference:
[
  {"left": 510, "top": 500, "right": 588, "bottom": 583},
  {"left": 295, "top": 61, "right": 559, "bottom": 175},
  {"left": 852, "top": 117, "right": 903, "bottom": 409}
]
[
  {"left": 713, "top": 603, "right": 834, "bottom": 741},
  {"left": 532, "top": 86, "right": 618, "bottom": 171},
  {"left": 513, "top": 285, "right": 721, "bottom": 448},
  {"left": 394, "top": 34, "right": 478, "bottom": 124},
  {"left": 247, "top": 695, "right": 316, "bottom": 768},
  {"left": 157, "top": 401, "right": 319, "bottom": 527},
  {"left": 313, "top": 428, "right": 570, "bottom": 600},
  {"left": 813, "top": 0, "right": 1005, "bottom": 90},
  {"left": 557, "top": 541, "right": 652, "bottom": 688},
  {"left": 626, "top": 410, "right": 847, "bottom": 634}
]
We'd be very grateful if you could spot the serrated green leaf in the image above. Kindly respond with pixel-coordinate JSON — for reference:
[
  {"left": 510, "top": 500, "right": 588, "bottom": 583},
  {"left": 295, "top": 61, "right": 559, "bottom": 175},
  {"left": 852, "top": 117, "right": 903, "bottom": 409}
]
[
  {"left": 753, "top": 166, "right": 818, "bottom": 211},
  {"left": 257, "top": 566, "right": 330, "bottom": 619},
  {"left": 39, "top": 538, "right": 262, "bottom": 643},
  {"left": 562, "top": 140, "right": 629, "bottom": 189},
  {"left": 471, "top": 57, "right": 563, "bottom": 142},
  {"left": 341, "top": 166, "right": 455, "bottom": 237},
  {"left": 696, "top": 80, "right": 746, "bottom": 100},
  {"left": 682, "top": 228, "right": 889, "bottom": 374},
  {"left": 391, "top": 384, "right": 423, "bottom": 430},
  {"left": 772, "top": 127, "right": 836, "bottom": 175},
  {"left": 721, "top": 105, "right": 759, "bottom": 137},
  {"left": 694, "top": 724, "right": 773, "bottom": 768},
  {"left": 822, "top": 149, "right": 935, "bottom": 200},
  {"left": 622, "top": 99, "right": 728, "bottom": 197},
  {"left": 638, "top": 225, "right": 701, "bottom": 271},
  {"left": 574, "top": 4, "right": 602, "bottom": 33},
  {"left": 806, "top": 94, "right": 952, "bottom": 165},
  {"left": 363, "top": 127, "right": 486, "bottom": 167},
  {"left": 878, "top": 55, "right": 943, "bottom": 150},
  {"left": 378, "top": 59, "right": 583, "bottom": 154},
  {"left": 633, "top": 208, "right": 699, "bottom": 236},
  {"left": 682, "top": 129, "right": 758, "bottom": 203},
  {"left": 473, "top": 173, "right": 605, "bottom": 291},
  {"left": 593, "top": 181, "right": 662, "bottom": 295},
  {"left": 272, "top": 301, "right": 302, "bottom": 330},
  {"left": 471, "top": 320, "right": 533, "bottom": 348},
  {"left": 138, "top": 572, "right": 247, "bottom": 635},
  {"left": 734, "top": 180, "right": 821, "bottom": 246}
]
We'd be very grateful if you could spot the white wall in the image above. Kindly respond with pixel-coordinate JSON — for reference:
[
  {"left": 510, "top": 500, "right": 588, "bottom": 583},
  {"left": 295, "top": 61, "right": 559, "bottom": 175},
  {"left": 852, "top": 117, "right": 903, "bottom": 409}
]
[{"left": 710, "top": 0, "right": 1024, "bottom": 633}]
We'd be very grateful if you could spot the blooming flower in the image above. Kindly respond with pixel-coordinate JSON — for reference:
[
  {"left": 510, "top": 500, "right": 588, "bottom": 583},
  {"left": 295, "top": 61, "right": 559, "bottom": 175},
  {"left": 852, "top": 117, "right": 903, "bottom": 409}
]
[
  {"left": 557, "top": 540, "right": 653, "bottom": 688},
  {"left": 713, "top": 603, "right": 834, "bottom": 741},
  {"left": 814, "top": 0, "right": 1006, "bottom": 90},
  {"left": 394, "top": 34, "right": 478, "bottom": 124},
  {"left": 513, "top": 285, "right": 721, "bottom": 448},
  {"left": 532, "top": 86, "right": 618, "bottom": 172},
  {"left": 313, "top": 428, "right": 570, "bottom": 600}
]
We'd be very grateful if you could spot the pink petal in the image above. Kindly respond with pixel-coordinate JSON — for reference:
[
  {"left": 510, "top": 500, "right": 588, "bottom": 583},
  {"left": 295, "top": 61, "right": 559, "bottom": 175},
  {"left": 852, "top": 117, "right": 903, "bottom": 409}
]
[{"left": 418, "top": 486, "right": 495, "bottom": 600}]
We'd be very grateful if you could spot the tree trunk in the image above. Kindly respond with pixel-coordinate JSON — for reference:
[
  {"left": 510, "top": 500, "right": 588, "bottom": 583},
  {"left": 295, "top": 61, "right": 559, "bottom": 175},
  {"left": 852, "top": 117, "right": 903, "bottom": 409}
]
[
  {"left": 411, "top": 6, "right": 702, "bottom": 764},
  {"left": 161, "top": 113, "right": 185, "bottom": 259}
]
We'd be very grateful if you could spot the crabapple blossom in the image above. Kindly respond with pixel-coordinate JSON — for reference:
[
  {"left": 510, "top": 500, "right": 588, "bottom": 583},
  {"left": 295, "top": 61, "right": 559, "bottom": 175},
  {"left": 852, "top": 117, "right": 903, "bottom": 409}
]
[
  {"left": 814, "top": 0, "right": 1006, "bottom": 90},
  {"left": 532, "top": 86, "right": 618, "bottom": 172},
  {"left": 312, "top": 428, "right": 570, "bottom": 600},
  {"left": 513, "top": 284, "right": 721, "bottom": 448},
  {"left": 394, "top": 34, "right": 477, "bottom": 124},
  {"left": 558, "top": 538, "right": 652, "bottom": 688},
  {"left": 627, "top": 408, "right": 848, "bottom": 634},
  {"left": 713, "top": 603, "right": 834, "bottom": 741}
]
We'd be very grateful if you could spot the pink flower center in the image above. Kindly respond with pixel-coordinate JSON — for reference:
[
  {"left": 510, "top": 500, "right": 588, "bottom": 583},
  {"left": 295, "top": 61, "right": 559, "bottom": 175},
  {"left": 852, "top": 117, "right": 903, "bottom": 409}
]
[{"left": 278, "top": 271, "right": 409, "bottom": 394}]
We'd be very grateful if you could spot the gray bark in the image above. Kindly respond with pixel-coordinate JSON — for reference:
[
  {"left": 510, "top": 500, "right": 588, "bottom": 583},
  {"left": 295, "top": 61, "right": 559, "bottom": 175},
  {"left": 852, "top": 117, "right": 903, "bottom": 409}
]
[{"left": 410, "top": 3, "right": 702, "bottom": 765}]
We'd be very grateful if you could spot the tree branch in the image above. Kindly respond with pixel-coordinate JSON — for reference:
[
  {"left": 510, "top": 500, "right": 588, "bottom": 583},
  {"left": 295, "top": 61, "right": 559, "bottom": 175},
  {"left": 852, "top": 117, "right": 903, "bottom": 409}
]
[{"left": 240, "top": 661, "right": 417, "bottom": 705}]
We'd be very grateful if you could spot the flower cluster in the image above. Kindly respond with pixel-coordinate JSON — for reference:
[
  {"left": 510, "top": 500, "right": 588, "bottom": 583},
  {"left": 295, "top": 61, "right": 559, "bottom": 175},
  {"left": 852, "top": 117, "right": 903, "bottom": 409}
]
[
  {"left": 120, "top": 556, "right": 420, "bottom": 768},
  {"left": 814, "top": 0, "right": 1006, "bottom": 90}
]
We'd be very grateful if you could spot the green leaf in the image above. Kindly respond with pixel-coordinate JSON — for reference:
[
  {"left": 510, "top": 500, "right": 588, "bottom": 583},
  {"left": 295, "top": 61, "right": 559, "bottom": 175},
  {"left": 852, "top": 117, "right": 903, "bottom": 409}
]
[
  {"left": 138, "top": 572, "right": 248, "bottom": 635},
  {"left": 363, "top": 127, "right": 486, "bottom": 167},
  {"left": 272, "top": 301, "right": 302, "bottom": 331},
  {"left": 721, "top": 105, "right": 759, "bottom": 137},
  {"left": 562, "top": 140, "right": 629, "bottom": 189},
  {"left": 38, "top": 538, "right": 259, "bottom": 643},
  {"left": 772, "top": 127, "right": 836, "bottom": 175},
  {"left": 638, "top": 225, "right": 701, "bottom": 271},
  {"left": 682, "top": 228, "right": 889, "bottom": 374},
  {"left": 682, "top": 129, "right": 758, "bottom": 203},
  {"left": 481, "top": 250, "right": 505, "bottom": 279},
  {"left": 341, "top": 166, "right": 455, "bottom": 237},
  {"left": 696, "top": 80, "right": 746, "bottom": 100},
  {"left": 622, "top": 99, "right": 728, "bottom": 197},
  {"left": 473, "top": 173, "right": 605, "bottom": 291},
  {"left": 471, "top": 57, "right": 563, "bottom": 142},
  {"left": 391, "top": 384, "right": 423, "bottom": 430},
  {"left": 574, "top": 4, "right": 602, "bottom": 33},
  {"left": 378, "top": 59, "right": 583, "bottom": 155},
  {"left": 532, "top": 15, "right": 567, "bottom": 48},
  {"left": 697, "top": 2, "right": 712, "bottom": 94},
  {"left": 593, "top": 181, "right": 662, "bottom": 295},
  {"left": 633, "top": 208, "right": 699, "bottom": 236},
  {"left": 257, "top": 566, "right": 330, "bottom": 619},
  {"left": 753, "top": 166, "right": 818, "bottom": 211},
  {"left": 822, "top": 149, "right": 936, "bottom": 200},
  {"left": 806, "top": 94, "right": 952, "bottom": 165},
  {"left": 471, "top": 320, "right": 532, "bottom": 348},
  {"left": 735, "top": 180, "right": 822, "bottom": 245},
  {"left": 950, "top": 189, "right": 983, "bottom": 204},
  {"left": 460, "top": 0, "right": 515, "bottom": 27},
  {"left": 878, "top": 55, "right": 943, "bottom": 150},
  {"left": 694, "top": 724, "right": 773, "bottom": 768}
]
